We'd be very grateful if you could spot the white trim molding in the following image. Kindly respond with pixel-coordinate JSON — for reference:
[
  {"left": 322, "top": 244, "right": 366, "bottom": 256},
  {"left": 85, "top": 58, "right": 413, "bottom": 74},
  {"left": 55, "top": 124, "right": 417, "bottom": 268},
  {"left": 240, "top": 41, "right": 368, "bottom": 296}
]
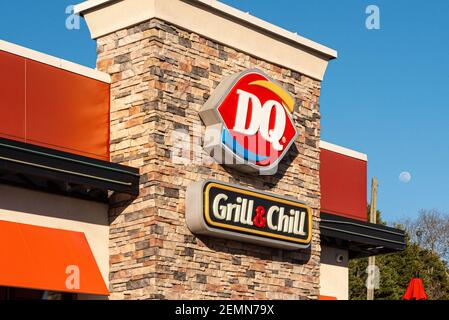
[
  {"left": 320, "top": 140, "right": 368, "bottom": 162},
  {"left": 0, "top": 39, "right": 111, "bottom": 83},
  {"left": 74, "top": 0, "right": 337, "bottom": 81}
]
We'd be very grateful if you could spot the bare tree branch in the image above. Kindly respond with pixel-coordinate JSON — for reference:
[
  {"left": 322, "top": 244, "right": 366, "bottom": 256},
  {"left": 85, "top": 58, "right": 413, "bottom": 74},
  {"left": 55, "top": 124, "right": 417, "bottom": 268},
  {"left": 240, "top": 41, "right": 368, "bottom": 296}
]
[{"left": 401, "top": 209, "right": 449, "bottom": 262}]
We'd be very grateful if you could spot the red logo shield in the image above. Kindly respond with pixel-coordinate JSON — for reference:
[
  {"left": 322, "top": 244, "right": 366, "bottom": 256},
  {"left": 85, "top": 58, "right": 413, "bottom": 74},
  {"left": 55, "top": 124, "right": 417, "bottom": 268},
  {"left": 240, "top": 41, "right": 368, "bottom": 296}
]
[{"left": 200, "top": 69, "right": 298, "bottom": 175}]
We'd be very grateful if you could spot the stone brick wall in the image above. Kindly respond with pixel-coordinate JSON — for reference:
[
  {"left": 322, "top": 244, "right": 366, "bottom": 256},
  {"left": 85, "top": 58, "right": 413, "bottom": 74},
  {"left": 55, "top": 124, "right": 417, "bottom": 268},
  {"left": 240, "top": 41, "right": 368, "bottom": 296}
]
[{"left": 96, "top": 19, "right": 322, "bottom": 300}]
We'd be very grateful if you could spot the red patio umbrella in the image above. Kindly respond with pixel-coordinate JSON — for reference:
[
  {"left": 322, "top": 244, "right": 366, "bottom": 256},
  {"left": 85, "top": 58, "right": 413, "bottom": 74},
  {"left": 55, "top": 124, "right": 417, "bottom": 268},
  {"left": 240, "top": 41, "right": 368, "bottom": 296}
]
[{"left": 403, "top": 278, "right": 427, "bottom": 300}]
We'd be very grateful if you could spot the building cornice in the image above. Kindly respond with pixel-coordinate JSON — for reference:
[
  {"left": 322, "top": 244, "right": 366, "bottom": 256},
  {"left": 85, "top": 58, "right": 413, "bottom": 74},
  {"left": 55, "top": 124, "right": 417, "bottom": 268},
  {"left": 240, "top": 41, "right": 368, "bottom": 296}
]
[
  {"left": 0, "top": 39, "right": 111, "bottom": 83},
  {"left": 74, "top": 0, "right": 337, "bottom": 81},
  {"left": 320, "top": 140, "right": 368, "bottom": 162}
]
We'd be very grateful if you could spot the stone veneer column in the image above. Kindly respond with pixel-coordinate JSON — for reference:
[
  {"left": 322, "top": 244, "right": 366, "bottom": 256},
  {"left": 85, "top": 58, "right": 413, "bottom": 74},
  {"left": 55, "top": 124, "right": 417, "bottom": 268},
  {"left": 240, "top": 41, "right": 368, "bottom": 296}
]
[{"left": 78, "top": 0, "right": 335, "bottom": 300}]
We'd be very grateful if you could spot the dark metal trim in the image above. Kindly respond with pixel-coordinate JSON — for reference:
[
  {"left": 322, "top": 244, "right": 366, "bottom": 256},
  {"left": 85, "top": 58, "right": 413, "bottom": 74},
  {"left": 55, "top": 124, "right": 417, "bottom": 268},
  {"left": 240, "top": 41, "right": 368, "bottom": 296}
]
[
  {"left": 0, "top": 141, "right": 139, "bottom": 177},
  {"left": 320, "top": 225, "right": 405, "bottom": 246},
  {"left": 321, "top": 218, "right": 405, "bottom": 237},
  {"left": 320, "top": 212, "right": 406, "bottom": 259},
  {"left": 0, "top": 137, "right": 139, "bottom": 202}
]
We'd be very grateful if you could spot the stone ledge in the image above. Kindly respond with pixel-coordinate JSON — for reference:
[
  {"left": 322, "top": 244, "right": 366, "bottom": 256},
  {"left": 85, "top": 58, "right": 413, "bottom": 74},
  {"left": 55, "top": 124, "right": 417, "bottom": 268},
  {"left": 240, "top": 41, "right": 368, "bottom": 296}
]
[{"left": 75, "top": 0, "right": 336, "bottom": 81}]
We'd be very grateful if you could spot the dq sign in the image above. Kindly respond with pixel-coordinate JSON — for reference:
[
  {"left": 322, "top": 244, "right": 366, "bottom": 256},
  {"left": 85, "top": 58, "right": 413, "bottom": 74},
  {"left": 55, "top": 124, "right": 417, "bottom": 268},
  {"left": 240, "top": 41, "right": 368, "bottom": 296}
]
[{"left": 199, "top": 69, "right": 298, "bottom": 175}]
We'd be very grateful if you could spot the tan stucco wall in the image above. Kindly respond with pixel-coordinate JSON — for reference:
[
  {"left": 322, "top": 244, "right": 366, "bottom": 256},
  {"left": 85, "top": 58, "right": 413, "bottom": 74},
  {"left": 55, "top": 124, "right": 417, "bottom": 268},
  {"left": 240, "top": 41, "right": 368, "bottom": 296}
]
[
  {"left": 0, "top": 184, "right": 109, "bottom": 288},
  {"left": 320, "top": 245, "right": 349, "bottom": 300}
]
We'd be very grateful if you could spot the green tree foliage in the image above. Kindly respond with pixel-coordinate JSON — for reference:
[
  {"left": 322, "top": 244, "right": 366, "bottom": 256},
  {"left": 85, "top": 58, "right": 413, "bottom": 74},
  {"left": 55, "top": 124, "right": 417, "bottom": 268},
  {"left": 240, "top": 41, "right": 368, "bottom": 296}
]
[{"left": 349, "top": 207, "right": 449, "bottom": 300}]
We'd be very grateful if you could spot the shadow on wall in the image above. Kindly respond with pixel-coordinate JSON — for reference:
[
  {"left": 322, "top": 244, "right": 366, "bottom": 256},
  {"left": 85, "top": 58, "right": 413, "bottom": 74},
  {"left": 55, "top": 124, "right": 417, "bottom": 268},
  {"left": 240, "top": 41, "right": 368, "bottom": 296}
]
[
  {"left": 195, "top": 233, "right": 312, "bottom": 265},
  {"left": 222, "top": 143, "right": 300, "bottom": 190},
  {"left": 0, "top": 184, "right": 109, "bottom": 226}
]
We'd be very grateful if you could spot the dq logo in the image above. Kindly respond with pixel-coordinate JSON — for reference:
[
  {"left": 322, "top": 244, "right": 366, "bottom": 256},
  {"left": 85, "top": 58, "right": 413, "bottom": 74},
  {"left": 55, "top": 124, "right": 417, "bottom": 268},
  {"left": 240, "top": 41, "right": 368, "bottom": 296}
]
[{"left": 199, "top": 69, "right": 298, "bottom": 175}]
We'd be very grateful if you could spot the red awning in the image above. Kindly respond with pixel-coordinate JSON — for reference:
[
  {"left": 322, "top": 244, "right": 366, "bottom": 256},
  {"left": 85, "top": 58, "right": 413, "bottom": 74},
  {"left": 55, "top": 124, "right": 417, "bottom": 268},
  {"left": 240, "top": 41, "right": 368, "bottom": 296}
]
[
  {"left": 403, "top": 278, "right": 427, "bottom": 300},
  {"left": 0, "top": 220, "right": 108, "bottom": 296}
]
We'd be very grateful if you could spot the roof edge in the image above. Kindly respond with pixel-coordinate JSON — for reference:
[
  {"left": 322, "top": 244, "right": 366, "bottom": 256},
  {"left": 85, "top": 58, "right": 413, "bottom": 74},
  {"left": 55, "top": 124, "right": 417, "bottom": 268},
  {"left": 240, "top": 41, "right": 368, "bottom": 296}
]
[
  {"left": 74, "top": 0, "right": 336, "bottom": 80},
  {"left": 74, "top": 0, "right": 337, "bottom": 60},
  {"left": 0, "top": 39, "right": 111, "bottom": 83},
  {"left": 320, "top": 140, "right": 368, "bottom": 162}
]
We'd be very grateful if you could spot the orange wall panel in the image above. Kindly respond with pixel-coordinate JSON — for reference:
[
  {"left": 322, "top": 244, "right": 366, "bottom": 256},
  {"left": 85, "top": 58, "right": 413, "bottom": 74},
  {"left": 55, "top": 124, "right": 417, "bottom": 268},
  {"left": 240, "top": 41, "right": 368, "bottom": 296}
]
[
  {"left": 0, "top": 50, "right": 110, "bottom": 161},
  {"left": 320, "top": 148, "right": 367, "bottom": 221},
  {"left": 26, "top": 60, "right": 109, "bottom": 160},
  {"left": 0, "top": 51, "right": 25, "bottom": 141}
]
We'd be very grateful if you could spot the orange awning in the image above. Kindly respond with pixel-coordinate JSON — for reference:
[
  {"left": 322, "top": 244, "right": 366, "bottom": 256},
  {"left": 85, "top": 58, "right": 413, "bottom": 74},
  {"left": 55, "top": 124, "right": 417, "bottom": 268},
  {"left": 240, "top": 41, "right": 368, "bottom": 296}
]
[
  {"left": 0, "top": 220, "right": 108, "bottom": 296},
  {"left": 319, "top": 295, "right": 337, "bottom": 300}
]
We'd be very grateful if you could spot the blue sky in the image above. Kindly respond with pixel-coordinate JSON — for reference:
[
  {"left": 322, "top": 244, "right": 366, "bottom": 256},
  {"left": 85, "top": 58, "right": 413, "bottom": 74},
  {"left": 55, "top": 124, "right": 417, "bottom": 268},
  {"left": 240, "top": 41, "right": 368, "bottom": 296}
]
[{"left": 1, "top": 1, "right": 448, "bottom": 224}]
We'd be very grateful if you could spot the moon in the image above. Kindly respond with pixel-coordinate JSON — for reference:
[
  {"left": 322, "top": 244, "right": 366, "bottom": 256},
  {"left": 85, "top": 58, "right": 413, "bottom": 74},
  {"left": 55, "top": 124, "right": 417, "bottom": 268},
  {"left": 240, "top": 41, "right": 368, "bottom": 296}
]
[{"left": 399, "top": 171, "right": 412, "bottom": 183}]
